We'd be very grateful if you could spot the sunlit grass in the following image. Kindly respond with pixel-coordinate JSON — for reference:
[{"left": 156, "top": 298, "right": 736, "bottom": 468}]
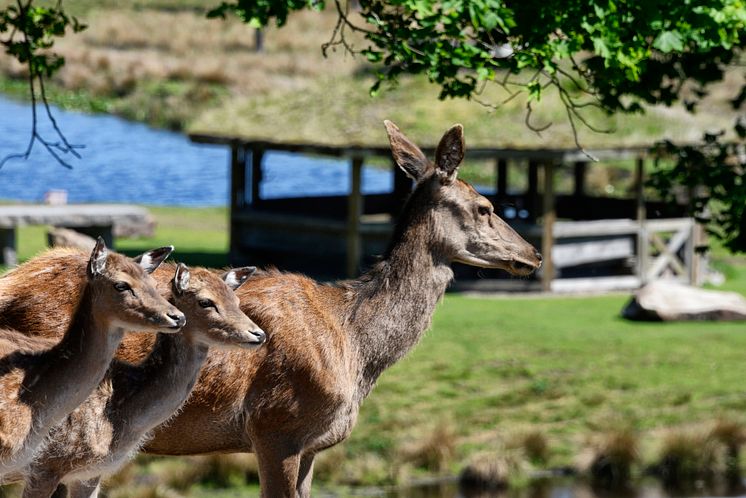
[{"left": 2, "top": 204, "right": 746, "bottom": 492}]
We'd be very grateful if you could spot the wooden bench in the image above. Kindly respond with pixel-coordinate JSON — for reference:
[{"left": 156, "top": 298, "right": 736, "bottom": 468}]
[{"left": 0, "top": 204, "right": 151, "bottom": 266}]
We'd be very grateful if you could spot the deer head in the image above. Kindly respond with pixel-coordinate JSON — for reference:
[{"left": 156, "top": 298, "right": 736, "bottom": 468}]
[
  {"left": 170, "top": 264, "right": 266, "bottom": 349},
  {"left": 87, "top": 238, "right": 186, "bottom": 331},
  {"left": 385, "top": 121, "right": 542, "bottom": 276}
]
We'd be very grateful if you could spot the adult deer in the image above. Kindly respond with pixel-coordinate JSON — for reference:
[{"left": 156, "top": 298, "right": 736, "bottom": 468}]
[
  {"left": 136, "top": 121, "right": 542, "bottom": 496},
  {"left": 18, "top": 264, "right": 265, "bottom": 498},
  {"left": 3, "top": 122, "right": 541, "bottom": 497},
  {"left": 0, "top": 239, "right": 182, "bottom": 477}
]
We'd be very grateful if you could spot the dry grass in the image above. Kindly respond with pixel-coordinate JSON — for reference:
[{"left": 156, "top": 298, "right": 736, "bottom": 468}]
[
  {"left": 0, "top": 5, "right": 361, "bottom": 129},
  {"left": 396, "top": 421, "right": 458, "bottom": 475},
  {"left": 62, "top": 8, "right": 357, "bottom": 94},
  {"left": 654, "top": 427, "right": 721, "bottom": 488},
  {"left": 508, "top": 430, "right": 550, "bottom": 465},
  {"left": 1, "top": 2, "right": 742, "bottom": 143},
  {"left": 578, "top": 428, "right": 639, "bottom": 489},
  {"left": 458, "top": 449, "right": 528, "bottom": 491}
]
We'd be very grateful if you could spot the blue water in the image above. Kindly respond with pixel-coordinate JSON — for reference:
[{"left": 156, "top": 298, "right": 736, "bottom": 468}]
[{"left": 0, "top": 96, "right": 392, "bottom": 206}]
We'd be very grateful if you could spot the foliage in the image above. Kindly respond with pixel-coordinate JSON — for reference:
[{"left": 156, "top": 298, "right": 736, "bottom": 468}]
[
  {"left": 0, "top": 0, "right": 85, "bottom": 78},
  {"left": 212, "top": 0, "right": 745, "bottom": 146},
  {"left": 207, "top": 0, "right": 322, "bottom": 27},
  {"left": 649, "top": 133, "right": 746, "bottom": 253}
]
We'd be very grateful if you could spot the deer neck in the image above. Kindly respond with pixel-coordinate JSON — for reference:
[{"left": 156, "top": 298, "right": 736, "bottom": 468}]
[
  {"left": 109, "top": 329, "right": 208, "bottom": 438},
  {"left": 348, "top": 211, "right": 453, "bottom": 401},
  {"left": 32, "top": 285, "right": 124, "bottom": 429}
]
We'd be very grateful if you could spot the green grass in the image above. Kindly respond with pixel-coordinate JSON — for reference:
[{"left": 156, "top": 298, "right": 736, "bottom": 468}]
[
  {"left": 3, "top": 206, "right": 746, "bottom": 493},
  {"left": 353, "top": 293, "right": 746, "bottom": 466}
]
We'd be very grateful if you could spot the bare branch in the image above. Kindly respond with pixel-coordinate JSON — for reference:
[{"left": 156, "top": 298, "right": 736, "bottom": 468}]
[
  {"left": 525, "top": 101, "right": 551, "bottom": 134},
  {"left": 0, "top": 0, "right": 82, "bottom": 169}
]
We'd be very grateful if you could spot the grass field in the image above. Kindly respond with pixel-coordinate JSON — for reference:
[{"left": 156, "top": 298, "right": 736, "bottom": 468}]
[{"left": 2, "top": 206, "right": 746, "bottom": 497}]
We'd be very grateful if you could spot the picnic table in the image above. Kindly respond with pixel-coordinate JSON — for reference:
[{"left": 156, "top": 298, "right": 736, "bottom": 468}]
[{"left": 0, "top": 204, "right": 151, "bottom": 266}]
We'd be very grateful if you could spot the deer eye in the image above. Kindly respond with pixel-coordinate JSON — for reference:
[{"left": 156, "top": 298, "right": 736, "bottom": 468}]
[
  {"left": 477, "top": 205, "right": 491, "bottom": 216},
  {"left": 198, "top": 299, "right": 215, "bottom": 309},
  {"left": 114, "top": 282, "right": 131, "bottom": 292}
]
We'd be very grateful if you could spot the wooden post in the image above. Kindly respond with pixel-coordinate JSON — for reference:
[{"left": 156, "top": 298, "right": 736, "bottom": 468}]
[
  {"left": 541, "top": 163, "right": 555, "bottom": 292},
  {"left": 255, "top": 29, "right": 264, "bottom": 52},
  {"left": 573, "top": 161, "right": 587, "bottom": 197},
  {"left": 229, "top": 143, "right": 246, "bottom": 261},
  {"left": 250, "top": 148, "right": 264, "bottom": 207},
  {"left": 496, "top": 158, "right": 508, "bottom": 199},
  {"left": 0, "top": 227, "right": 17, "bottom": 267},
  {"left": 527, "top": 160, "right": 539, "bottom": 222},
  {"left": 634, "top": 157, "right": 647, "bottom": 284},
  {"left": 691, "top": 222, "right": 705, "bottom": 285},
  {"left": 347, "top": 157, "right": 364, "bottom": 278}
]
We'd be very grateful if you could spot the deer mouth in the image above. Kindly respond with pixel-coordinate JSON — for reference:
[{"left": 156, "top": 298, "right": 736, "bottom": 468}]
[{"left": 508, "top": 259, "right": 541, "bottom": 276}]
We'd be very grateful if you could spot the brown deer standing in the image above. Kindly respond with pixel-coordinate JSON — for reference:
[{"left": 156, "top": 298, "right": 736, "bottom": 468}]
[
  {"left": 0, "top": 239, "right": 183, "bottom": 477},
  {"left": 139, "top": 122, "right": 542, "bottom": 496},
  {"left": 16, "top": 263, "right": 265, "bottom": 498},
  {"left": 2, "top": 122, "right": 542, "bottom": 497}
]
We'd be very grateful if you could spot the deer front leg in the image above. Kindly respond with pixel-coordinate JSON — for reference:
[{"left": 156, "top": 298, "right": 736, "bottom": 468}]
[
  {"left": 255, "top": 440, "right": 301, "bottom": 498},
  {"left": 66, "top": 477, "right": 101, "bottom": 498},
  {"left": 22, "top": 471, "right": 63, "bottom": 498},
  {"left": 296, "top": 453, "right": 315, "bottom": 498}
]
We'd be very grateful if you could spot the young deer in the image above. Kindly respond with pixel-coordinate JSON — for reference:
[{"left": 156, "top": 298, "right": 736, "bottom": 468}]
[
  {"left": 18, "top": 263, "right": 265, "bottom": 498},
  {"left": 0, "top": 239, "right": 183, "bottom": 477}
]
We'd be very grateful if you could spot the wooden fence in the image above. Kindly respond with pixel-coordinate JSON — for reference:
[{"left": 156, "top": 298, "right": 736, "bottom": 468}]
[{"left": 190, "top": 134, "right": 703, "bottom": 292}]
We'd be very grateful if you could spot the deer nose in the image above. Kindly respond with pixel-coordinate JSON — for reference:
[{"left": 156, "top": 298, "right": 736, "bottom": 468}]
[
  {"left": 534, "top": 251, "right": 543, "bottom": 262},
  {"left": 167, "top": 312, "right": 186, "bottom": 328},
  {"left": 249, "top": 329, "right": 266, "bottom": 344}
]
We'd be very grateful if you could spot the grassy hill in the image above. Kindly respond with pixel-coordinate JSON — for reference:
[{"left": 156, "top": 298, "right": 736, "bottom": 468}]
[{"left": 0, "top": 1, "right": 742, "bottom": 148}]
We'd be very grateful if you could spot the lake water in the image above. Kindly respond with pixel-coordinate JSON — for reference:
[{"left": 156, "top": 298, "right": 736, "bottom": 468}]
[
  {"left": 375, "top": 478, "right": 746, "bottom": 498},
  {"left": 0, "top": 96, "right": 393, "bottom": 206}
]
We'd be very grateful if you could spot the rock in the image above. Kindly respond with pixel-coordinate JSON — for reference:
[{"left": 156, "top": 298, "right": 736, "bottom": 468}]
[
  {"left": 622, "top": 280, "right": 746, "bottom": 321},
  {"left": 113, "top": 213, "right": 156, "bottom": 238},
  {"left": 47, "top": 227, "right": 97, "bottom": 251}
]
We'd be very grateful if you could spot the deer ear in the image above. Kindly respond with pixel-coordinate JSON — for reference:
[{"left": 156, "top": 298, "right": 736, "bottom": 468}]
[
  {"left": 134, "top": 246, "right": 173, "bottom": 274},
  {"left": 87, "top": 237, "right": 108, "bottom": 278},
  {"left": 223, "top": 266, "right": 256, "bottom": 291},
  {"left": 172, "top": 263, "right": 190, "bottom": 295},
  {"left": 384, "top": 120, "right": 431, "bottom": 182},
  {"left": 434, "top": 124, "right": 464, "bottom": 184}
]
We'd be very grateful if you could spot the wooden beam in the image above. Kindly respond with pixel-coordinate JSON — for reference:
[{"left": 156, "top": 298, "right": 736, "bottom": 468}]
[
  {"left": 229, "top": 144, "right": 246, "bottom": 261},
  {"left": 250, "top": 148, "right": 264, "bottom": 207},
  {"left": 541, "top": 163, "right": 555, "bottom": 292},
  {"left": 346, "top": 157, "right": 364, "bottom": 278},
  {"left": 635, "top": 157, "right": 646, "bottom": 222},
  {"left": 527, "top": 160, "right": 539, "bottom": 222},
  {"left": 0, "top": 227, "right": 17, "bottom": 267},
  {"left": 634, "top": 157, "right": 647, "bottom": 283},
  {"left": 573, "top": 161, "right": 587, "bottom": 196},
  {"left": 496, "top": 158, "right": 508, "bottom": 198},
  {"left": 691, "top": 222, "right": 705, "bottom": 285},
  {"left": 189, "top": 134, "right": 653, "bottom": 163}
]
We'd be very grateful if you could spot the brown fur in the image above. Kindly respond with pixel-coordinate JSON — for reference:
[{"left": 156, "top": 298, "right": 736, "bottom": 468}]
[
  {"left": 3, "top": 123, "right": 541, "bottom": 497},
  {"left": 0, "top": 242, "right": 182, "bottom": 477}
]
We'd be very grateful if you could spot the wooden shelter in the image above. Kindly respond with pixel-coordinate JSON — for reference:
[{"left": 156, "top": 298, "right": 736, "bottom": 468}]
[{"left": 191, "top": 134, "right": 704, "bottom": 292}]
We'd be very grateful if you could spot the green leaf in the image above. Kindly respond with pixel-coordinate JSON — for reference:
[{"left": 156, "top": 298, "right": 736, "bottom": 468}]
[{"left": 653, "top": 30, "right": 684, "bottom": 52}]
